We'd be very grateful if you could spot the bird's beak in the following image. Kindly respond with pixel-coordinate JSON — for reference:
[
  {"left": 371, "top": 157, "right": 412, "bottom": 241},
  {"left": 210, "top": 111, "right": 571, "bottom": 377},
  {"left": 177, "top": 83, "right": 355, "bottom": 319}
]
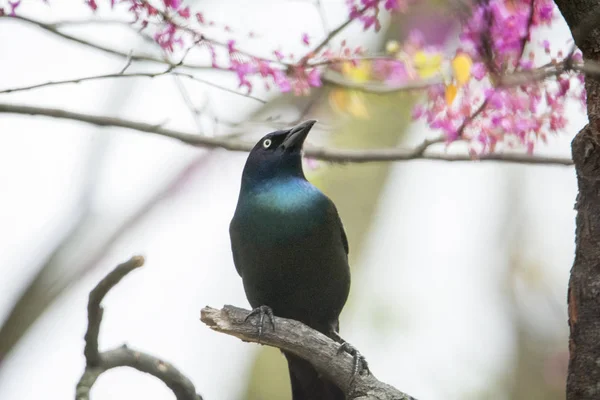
[{"left": 281, "top": 119, "right": 316, "bottom": 151}]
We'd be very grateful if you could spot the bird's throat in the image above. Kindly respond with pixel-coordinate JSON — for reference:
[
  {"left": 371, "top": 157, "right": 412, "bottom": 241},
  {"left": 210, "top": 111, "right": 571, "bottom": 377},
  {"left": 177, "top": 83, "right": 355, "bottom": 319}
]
[{"left": 249, "top": 178, "right": 322, "bottom": 212}]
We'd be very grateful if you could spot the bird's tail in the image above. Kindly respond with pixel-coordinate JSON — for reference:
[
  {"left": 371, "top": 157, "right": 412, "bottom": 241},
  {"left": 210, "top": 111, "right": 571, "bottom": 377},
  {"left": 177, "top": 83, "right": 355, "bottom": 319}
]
[{"left": 284, "top": 351, "right": 345, "bottom": 400}]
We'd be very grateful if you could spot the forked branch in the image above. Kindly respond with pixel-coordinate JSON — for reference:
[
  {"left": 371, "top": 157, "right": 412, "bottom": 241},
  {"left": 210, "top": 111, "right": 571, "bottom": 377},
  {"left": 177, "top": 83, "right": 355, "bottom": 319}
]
[{"left": 75, "top": 256, "right": 203, "bottom": 400}]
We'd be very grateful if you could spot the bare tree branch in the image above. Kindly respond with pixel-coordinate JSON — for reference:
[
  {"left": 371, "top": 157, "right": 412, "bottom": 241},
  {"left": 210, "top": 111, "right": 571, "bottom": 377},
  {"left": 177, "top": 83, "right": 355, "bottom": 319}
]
[
  {"left": 0, "top": 102, "right": 573, "bottom": 165},
  {"left": 201, "top": 305, "right": 415, "bottom": 400},
  {"left": 0, "top": 70, "right": 267, "bottom": 102},
  {"left": 0, "top": 152, "right": 215, "bottom": 363},
  {"left": 76, "top": 256, "right": 203, "bottom": 400}
]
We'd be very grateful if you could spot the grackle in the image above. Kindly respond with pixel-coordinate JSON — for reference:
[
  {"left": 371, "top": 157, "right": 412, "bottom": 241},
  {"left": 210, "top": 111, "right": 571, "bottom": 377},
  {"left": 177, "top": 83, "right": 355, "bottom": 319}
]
[{"left": 229, "top": 120, "right": 365, "bottom": 400}]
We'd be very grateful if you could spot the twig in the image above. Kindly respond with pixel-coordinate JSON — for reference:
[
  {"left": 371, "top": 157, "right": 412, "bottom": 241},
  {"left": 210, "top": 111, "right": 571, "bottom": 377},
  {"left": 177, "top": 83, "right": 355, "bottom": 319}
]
[
  {"left": 0, "top": 102, "right": 573, "bottom": 165},
  {"left": 3, "top": 57, "right": 591, "bottom": 99},
  {"left": 201, "top": 305, "right": 416, "bottom": 400},
  {"left": 84, "top": 257, "right": 144, "bottom": 367},
  {"left": 119, "top": 51, "right": 134, "bottom": 74},
  {"left": 456, "top": 99, "right": 488, "bottom": 138},
  {"left": 516, "top": 0, "right": 536, "bottom": 66},
  {"left": 47, "top": 18, "right": 138, "bottom": 28},
  {"left": 322, "top": 69, "right": 443, "bottom": 93},
  {"left": 0, "top": 71, "right": 267, "bottom": 103},
  {"left": 76, "top": 256, "right": 203, "bottom": 400},
  {"left": 7, "top": 11, "right": 596, "bottom": 95},
  {"left": 3, "top": 15, "right": 175, "bottom": 65},
  {"left": 139, "top": 0, "right": 286, "bottom": 66},
  {"left": 315, "top": 0, "right": 330, "bottom": 35},
  {"left": 300, "top": 5, "right": 369, "bottom": 64}
]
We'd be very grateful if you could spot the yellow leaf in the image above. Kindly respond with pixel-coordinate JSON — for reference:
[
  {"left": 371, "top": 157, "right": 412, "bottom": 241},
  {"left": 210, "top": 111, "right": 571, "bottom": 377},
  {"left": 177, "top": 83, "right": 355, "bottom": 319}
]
[
  {"left": 445, "top": 84, "right": 458, "bottom": 105},
  {"left": 329, "top": 89, "right": 349, "bottom": 113},
  {"left": 347, "top": 92, "right": 370, "bottom": 119},
  {"left": 413, "top": 50, "right": 442, "bottom": 79},
  {"left": 328, "top": 90, "right": 369, "bottom": 119},
  {"left": 341, "top": 61, "right": 371, "bottom": 83},
  {"left": 452, "top": 53, "right": 472, "bottom": 86}
]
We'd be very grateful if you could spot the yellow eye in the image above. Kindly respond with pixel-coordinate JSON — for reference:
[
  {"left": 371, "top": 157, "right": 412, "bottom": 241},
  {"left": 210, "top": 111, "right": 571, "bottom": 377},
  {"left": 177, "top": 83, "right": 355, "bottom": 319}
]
[{"left": 262, "top": 138, "right": 272, "bottom": 148}]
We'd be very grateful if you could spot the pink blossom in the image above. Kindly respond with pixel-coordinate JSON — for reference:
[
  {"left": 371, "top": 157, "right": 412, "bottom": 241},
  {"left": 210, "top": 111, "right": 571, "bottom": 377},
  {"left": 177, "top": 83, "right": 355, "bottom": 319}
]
[
  {"left": 273, "top": 70, "right": 291, "bottom": 92},
  {"left": 178, "top": 7, "right": 190, "bottom": 18},
  {"left": 8, "top": 0, "right": 20, "bottom": 15},
  {"left": 86, "top": 0, "right": 98, "bottom": 11},
  {"left": 163, "top": 0, "right": 182, "bottom": 9},
  {"left": 301, "top": 33, "right": 310, "bottom": 46},
  {"left": 472, "top": 63, "right": 486, "bottom": 80},
  {"left": 411, "top": 104, "right": 424, "bottom": 119},
  {"left": 307, "top": 68, "right": 322, "bottom": 87},
  {"left": 230, "top": 60, "right": 256, "bottom": 91},
  {"left": 542, "top": 39, "right": 551, "bottom": 54},
  {"left": 227, "top": 40, "right": 236, "bottom": 54},
  {"left": 154, "top": 23, "right": 183, "bottom": 52}
]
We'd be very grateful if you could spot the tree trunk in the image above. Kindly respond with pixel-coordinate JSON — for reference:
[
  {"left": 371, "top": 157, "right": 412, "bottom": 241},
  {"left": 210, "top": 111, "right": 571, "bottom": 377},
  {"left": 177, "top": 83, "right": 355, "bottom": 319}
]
[{"left": 553, "top": 1, "right": 600, "bottom": 398}]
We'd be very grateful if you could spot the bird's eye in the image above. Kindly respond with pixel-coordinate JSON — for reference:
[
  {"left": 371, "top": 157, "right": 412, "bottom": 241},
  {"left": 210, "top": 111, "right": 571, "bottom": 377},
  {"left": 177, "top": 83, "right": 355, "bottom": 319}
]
[{"left": 262, "top": 139, "right": 272, "bottom": 148}]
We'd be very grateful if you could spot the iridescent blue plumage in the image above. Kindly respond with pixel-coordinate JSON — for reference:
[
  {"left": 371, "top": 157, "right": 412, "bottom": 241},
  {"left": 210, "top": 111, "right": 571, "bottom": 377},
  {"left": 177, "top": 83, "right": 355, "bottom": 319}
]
[
  {"left": 238, "top": 178, "right": 331, "bottom": 241},
  {"left": 229, "top": 120, "right": 350, "bottom": 400}
]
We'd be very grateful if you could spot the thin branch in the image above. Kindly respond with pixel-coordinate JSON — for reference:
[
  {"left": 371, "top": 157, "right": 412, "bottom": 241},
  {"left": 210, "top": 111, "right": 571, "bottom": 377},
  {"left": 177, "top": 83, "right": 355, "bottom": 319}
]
[
  {"left": 6, "top": 56, "right": 591, "bottom": 99},
  {"left": 119, "top": 51, "right": 134, "bottom": 74},
  {"left": 84, "top": 256, "right": 144, "bottom": 367},
  {"left": 8, "top": 11, "right": 593, "bottom": 97},
  {"left": 3, "top": 15, "right": 175, "bottom": 65},
  {"left": 300, "top": 5, "right": 369, "bottom": 64},
  {"left": 324, "top": 56, "right": 600, "bottom": 94},
  {"left": 76, "top": 256, "right": 203, "bottom": 400},
  {"left": 138, "top": 0, "right": 287, "bottom": 66},
  {"left": 456, "top": 98, "right": 488, "bottom": 139},
  {"left": 0, "top": 102, "right": 573, "bottom": 165},
  {"left": 322, "top": 69, "right": 443, "bottom": 93},
  {"left": 201, "top": 305, "right": 416, "bottom": 400},
  {"left": 0, "top": 71, "right": 267, "bottom": 103},
  {"left": 516, "top": 0, "right": 536, "bottom": 66},
  {"left": 172, "top": 74, "right": 205, "bottom": 133},
  {"left": 315, "top": 0, "right": 330, "bottom": 35}
]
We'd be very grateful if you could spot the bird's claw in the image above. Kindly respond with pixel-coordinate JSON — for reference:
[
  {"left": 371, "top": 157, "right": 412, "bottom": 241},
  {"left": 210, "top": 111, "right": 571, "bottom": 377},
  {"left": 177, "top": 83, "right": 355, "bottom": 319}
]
[
  {"left": 337, "top": 341, "right": 370, "bottom": 380},
  {"left": 244, "top": 305, "right": 275, "bottom": 341}
]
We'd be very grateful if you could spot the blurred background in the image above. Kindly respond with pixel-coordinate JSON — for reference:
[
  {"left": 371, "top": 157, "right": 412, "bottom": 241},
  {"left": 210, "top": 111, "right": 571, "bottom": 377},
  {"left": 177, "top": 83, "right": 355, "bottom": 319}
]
[{"left": 0, "top": 1, "right": 582, "bottom": 399}]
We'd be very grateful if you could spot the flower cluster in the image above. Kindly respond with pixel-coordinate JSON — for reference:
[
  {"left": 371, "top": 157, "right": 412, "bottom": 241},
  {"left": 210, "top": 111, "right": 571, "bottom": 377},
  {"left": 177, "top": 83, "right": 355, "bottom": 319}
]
[
  {"left": 3, "top": 0, "right": 587, "bottom": 156},
  {"left": 410, "top": 0, "right": 585, "bottom": 154},
  {"left": 344, "top": 0, "right": 585, "bottom": 154}
]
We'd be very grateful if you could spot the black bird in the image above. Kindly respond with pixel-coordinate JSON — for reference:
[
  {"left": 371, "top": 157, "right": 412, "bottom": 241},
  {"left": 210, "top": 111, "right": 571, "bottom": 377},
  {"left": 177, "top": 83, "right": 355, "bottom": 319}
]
[{"left": 229, "top": 120, "right": 356, "bottom": 400}]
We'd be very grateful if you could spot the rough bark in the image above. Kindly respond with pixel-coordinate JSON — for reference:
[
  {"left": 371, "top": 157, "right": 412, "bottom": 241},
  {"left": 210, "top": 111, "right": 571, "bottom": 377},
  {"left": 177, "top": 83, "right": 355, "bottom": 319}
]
[
  {"left": 552, "top": 1, "right": 600, "bottom": 398},
  {"left": 201, "top": 306, "right": 416, "bottom": 400}
]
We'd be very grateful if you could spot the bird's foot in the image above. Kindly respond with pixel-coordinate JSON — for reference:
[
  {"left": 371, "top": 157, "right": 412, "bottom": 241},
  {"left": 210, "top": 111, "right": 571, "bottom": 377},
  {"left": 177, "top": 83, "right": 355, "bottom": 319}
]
[
  {"left": 244, "top": 305, "right": 275, "bottom": 341},
  {"left": 330, "top": 332, "right": 370, "bottom": 380},
  {"left": 338, "top": 341, "right": 370, "bottom": 379}
]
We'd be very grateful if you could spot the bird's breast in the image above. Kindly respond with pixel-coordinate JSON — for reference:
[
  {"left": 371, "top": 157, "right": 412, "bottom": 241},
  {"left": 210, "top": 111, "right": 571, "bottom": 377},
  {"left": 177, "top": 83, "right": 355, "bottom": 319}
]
[{"left": 233, "top": 180, "right": 330, "bottom": 242}]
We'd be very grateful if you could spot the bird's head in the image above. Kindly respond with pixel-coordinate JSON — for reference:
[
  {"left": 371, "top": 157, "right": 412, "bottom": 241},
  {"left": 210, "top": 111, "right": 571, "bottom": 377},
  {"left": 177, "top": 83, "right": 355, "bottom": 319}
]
[{"left": 240, "top": 119, "right": 316, "bottom": 187}]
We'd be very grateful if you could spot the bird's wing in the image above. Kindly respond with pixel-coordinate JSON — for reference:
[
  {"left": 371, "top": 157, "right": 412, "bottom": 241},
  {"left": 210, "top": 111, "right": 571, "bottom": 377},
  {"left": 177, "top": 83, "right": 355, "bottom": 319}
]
[
  {"left": 229, "top": 219, "right": 243, "bottom": 277},
  {"left": 339, "top": 215, "right": 349, "bottom": 255},
  {"left": 327, "top": 199, "right": 349, "bottom": 255}
]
